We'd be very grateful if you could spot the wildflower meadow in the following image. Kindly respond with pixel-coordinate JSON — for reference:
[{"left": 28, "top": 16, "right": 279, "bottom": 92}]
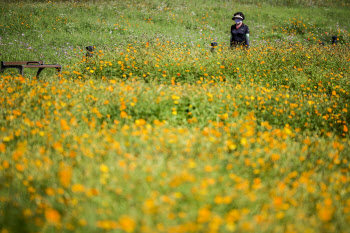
[{"left": 1, "top": 0, "right": 350, "bottom": 232}]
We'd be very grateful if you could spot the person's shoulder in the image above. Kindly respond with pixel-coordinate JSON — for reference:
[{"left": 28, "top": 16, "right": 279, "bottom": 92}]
[{"left": 243, "top": 24, "right": 249, "bottom": 32}]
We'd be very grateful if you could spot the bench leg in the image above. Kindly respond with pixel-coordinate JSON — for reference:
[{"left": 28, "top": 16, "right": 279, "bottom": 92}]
[
  {"left": 36, "top": 68, "right": 44, "bottom": 78},
  {"left": 14, "top": 67, "right": 23, "bottom": 76},
  {"left": 0, "top": 67, "right": 23, "bottom": 76},
  {"left": 56, "top": 67, "right": 62, "bottom": 78}
]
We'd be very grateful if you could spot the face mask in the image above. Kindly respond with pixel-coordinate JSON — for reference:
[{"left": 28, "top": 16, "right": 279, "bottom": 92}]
[{"left": 235, "top": 19, "right": 242, "bottom": 24}]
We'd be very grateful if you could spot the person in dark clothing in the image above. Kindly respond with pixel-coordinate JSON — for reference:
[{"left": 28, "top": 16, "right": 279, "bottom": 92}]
[{"left": 230, "top": 12, "right": 250, "bottom": 48}]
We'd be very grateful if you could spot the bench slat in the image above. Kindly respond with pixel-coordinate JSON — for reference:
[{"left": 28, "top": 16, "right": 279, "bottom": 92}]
[
  {"left": 22, "top": 65, "right": 61, "bottom": 68},
  {"left": 2, "top": 61, "right": 44, "bottom": 66}
]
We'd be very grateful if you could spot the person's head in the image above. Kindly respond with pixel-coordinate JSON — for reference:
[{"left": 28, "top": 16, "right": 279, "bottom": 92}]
[{"left": 232, "top": 12, "right": 244, "bottom": 24}]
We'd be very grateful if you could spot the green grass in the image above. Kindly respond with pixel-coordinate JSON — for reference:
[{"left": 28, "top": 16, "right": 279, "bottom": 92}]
[
  {"left": 1, "top": 0, "right": 350, "bottom": 233},
  {"left": 1, "top": 0, "right": 349, "bottom": 63}
]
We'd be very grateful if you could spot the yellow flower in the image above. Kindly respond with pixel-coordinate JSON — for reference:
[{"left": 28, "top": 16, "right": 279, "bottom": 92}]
[
  {"left": 79, "top": 219, "right": 87, "bottom": 226},
  {"left": 226, "top": 209, "right": 240, "bottom": 222},
  {"left": 143, "top": 198, "right": 158, "bottom": 214},
  {"left": 23, "top": 209, "right": 33, "bottom": 217},
  {"left": 72, "top": 184, "right": 85, "bottom": 193},
  {"left": 100, "top": 164, "right": 109, "bottom": 173},
  {"left": 276, "top": 211, "right": 285, "bottom": 219},
  {"left": 240, "top": 137, "right": 248, "bottom": 146},
  {"left": 118, "top": 215, "right": 136, "bottom": 233},
  {"left": 45, "top": 187, "right": 55, "bottom": 196},
  {"left": 241, "top": 221, "right": 253, "bottom": 231},
  {"left": 96, "top": 220, "right": 118, "bottom": 230}
]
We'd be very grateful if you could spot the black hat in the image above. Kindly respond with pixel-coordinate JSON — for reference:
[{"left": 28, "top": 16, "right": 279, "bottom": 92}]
[{"left": 232, "top": 12, "right": 245, "bottom": 20}]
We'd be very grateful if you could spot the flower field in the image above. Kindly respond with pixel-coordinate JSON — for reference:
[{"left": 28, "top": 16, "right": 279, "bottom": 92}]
[{"left": 1, "top": 0, "right": 350, "bottom": 232}]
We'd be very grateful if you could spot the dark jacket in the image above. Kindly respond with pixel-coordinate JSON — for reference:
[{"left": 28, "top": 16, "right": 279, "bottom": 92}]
[{"left": 230, "top": 24, "right": 249, "bottom": 46}]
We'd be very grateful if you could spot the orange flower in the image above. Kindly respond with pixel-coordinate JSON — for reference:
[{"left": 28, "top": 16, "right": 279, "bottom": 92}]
[
  {"left": 7, "top": 87, "right": 14, "bottom": 93},
  {"left": 45, "top": 208, "right": 61, "bottom": 225},
  {"left": 197, "top": 207, "right": 211, "bottom": 223},
  {"left": 87, "top": 188, "right": 99, "bottom": 197},
  {"left": 271, "top": 153, "right": 280, "bottom": 162},
  {"left": 60, "top": 119, "right": 70, "bottom": 131},
  {"left": 15, "top": 163, "right": 24, "bottom": 172},
  {"left": 318, "top": 207, "right": 333, "bottom": 222},
  {"left": 120, "top": 111, "right": 128, "bottom": 118},
  {"left": 0, "top": 143, "right": 5, "bottom": 153},
  {"left": 2, "top": 160, "right": 9, "bottom": 169},
  {"left": 273, "top": 196, "right": 283, "bottom": 208},
  {"left": 58, "top": 163, "right": 72, "bottom": 188}
]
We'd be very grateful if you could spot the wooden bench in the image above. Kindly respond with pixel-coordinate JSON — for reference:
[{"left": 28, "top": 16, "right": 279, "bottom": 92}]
[{"left": 0, "top": 61, "right": 61, "bottom": 77}]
